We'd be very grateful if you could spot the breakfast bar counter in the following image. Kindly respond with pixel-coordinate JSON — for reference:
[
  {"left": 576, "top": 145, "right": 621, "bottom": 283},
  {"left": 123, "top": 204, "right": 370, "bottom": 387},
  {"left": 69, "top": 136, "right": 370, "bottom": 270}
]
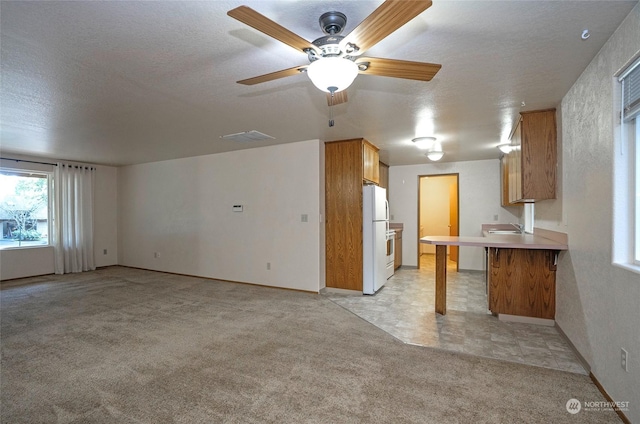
[{"left": 420, "top": 227, "right": 568, "bottom": 316}]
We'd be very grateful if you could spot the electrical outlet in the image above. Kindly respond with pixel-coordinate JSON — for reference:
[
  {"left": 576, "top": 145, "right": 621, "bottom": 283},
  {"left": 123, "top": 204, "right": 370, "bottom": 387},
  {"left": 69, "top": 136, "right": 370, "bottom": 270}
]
[
  {"left": 621, "top": 348, "right": 629, "bottom": 372},
  {"left": 493, "top": 214, "right": 499, "bottom": 221},
  {"left": 154, "top": 252, "right": 160, "bottom": 258},
  {"left": 103, "top": 249, "right": 108, "bottom": 255},
  {"left": 267, "top": 262, "right": 271, "bottom": 270},
  {"left": 301, "top": 214, "right": 308, "bottom": 222}
]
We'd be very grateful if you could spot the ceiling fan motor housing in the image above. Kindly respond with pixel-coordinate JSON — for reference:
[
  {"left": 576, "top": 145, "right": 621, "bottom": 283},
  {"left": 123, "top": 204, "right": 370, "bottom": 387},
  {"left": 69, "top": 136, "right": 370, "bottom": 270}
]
[
  {"left": 311, "top": 35, "right": 345, "bottom": 58},
  {"left": 319, "top": 11, "right": 347, "bottom": 35}
]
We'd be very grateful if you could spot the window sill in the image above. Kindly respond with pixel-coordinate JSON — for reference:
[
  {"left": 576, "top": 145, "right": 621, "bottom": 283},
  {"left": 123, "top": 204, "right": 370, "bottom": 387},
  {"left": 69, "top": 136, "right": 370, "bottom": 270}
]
[
  {"left": 613, "top": 262, "right": 640, "bottom": 275},
  {"left": 0, "top": 244, "right": 52, "bottom": 252}
]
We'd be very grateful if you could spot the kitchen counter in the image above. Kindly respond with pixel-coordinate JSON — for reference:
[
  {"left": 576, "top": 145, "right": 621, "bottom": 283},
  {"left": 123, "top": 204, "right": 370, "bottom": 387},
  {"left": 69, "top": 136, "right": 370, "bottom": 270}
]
[
  {"left": 420, "top": 226, "right": 568, "bottom": 315},
  {"left": 421, "top": 234, "right": 568, "bottom": 250}
]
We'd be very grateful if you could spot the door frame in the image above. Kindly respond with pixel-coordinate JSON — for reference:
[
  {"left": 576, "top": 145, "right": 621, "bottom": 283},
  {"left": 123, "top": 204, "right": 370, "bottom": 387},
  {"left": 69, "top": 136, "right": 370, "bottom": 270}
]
[{"left": 416, "top": 173, "right": 460, "bottom": 271}]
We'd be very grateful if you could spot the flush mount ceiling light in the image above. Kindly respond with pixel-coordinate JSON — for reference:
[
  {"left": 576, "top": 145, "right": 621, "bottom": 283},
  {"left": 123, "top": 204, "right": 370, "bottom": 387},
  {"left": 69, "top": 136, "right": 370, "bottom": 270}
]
[
  {"left": 497, "top": 143, "right": 513, "bottom": 154},
  {"left": 306, "top": 57, "right": 359, "bottom": 93},
  {"left": 426, "top": 144, "right": 444, "bottom": 161},
  {"left": 412, "top": 136, "right": 437, "bottom": 149}
]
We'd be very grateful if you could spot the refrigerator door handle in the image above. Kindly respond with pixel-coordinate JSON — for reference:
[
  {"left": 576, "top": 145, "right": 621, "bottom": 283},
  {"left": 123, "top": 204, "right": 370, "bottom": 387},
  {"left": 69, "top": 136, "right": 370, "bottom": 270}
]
[{"left": 385, "top": 200, "right": 390, "bottom": 235}]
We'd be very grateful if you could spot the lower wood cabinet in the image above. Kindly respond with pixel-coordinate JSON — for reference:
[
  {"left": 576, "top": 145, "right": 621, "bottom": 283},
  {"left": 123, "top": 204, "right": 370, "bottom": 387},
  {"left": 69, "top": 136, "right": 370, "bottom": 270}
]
[
  {"left": 488, "top": 248, "right": 557, "bottom": 319},
  {"left": 394, "top": 230, "right": 402, "bottom": 269}
]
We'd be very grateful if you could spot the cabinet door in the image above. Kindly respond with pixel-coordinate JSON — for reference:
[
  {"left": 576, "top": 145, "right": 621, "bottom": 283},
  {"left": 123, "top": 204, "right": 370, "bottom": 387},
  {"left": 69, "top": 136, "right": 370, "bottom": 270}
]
[
  {"left": 500, "top": 156, "right": 510, "bottom": 207},
  {"left": 378, "top": 161, "right": 389, "bottom": 199},
  {"left": 394, "top": 230, "right": 402, "bottom": 269},
  {"left": 488, "top": 248, "right": 555, "bottom": 319},
  {"left": 362, "top": 141, "right": 380, "bottom": 184},
  {"left": 508, "top": 121, "right": 522, "bottom": 204},
  {"left": 521, "top": 110, "right": 556, "bottom": 200}
]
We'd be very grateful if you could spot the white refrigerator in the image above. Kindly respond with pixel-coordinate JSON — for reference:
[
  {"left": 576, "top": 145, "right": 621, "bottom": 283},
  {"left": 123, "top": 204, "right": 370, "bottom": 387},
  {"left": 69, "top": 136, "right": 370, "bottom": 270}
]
[{"left": 363, "top": 185, "right": 389, "bottom": 295}]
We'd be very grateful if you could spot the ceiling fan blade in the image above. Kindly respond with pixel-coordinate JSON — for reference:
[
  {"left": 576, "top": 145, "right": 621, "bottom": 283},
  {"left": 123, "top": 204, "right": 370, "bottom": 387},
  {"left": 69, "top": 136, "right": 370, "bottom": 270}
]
[
  {"left": 357, "top": 57, "right": 441, "bottom": 81},
  {"left": 228, "top": 6, "right": 320, "bottom": 55},
  {"left": 341, "top": 0, "right": 432, "bottom": 55},
  {"left": 326, "top": 90, "right": 348, "bottom": 106},
  {"left": 237, "top": 65, "right": 309, "bottom": 86}
]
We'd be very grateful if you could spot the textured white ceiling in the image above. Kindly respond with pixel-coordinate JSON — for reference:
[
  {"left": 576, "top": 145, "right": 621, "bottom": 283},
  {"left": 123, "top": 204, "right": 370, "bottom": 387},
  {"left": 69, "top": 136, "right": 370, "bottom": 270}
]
[{"left": 1, "top": 1, "right": 637, "bottom": 166}]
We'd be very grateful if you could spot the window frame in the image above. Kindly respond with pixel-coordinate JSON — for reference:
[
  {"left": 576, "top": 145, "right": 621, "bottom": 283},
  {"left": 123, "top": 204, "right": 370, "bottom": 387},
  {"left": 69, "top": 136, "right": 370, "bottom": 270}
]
[
  {"left": 612, "top": 55, "right": 640, "bottom": 274},
  {"left": 0, "top": 168, "right": 53, "bottom": 250}
]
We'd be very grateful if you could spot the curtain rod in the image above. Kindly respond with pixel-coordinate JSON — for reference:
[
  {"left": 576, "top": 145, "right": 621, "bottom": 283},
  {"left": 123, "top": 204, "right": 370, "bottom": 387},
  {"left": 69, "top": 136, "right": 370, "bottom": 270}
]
[
  {"left": 0, "top": 157, "right": 96, "bottom": 170},
  {"left": 0, "top": 157, "right": 58, "bottom": 166}
]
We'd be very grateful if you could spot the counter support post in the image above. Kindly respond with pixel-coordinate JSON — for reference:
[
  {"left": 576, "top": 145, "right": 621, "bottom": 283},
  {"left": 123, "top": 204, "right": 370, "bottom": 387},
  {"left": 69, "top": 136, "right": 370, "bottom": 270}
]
[{"left": 435, "top": 244, "right": 447, "bottom": 315}]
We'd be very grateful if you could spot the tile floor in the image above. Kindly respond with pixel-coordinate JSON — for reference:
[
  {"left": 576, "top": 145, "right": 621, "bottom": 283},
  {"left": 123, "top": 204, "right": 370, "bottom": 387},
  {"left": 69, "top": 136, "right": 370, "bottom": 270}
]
[{"left": 323, "top": 254, "right": 587, "bottom": 375}]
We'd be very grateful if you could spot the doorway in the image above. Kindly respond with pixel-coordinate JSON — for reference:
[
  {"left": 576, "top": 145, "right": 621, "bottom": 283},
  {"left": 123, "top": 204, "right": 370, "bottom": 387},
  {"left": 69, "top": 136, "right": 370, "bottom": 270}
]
[{"left": 417, "top": 174, "right": 459, "bottom": 271}]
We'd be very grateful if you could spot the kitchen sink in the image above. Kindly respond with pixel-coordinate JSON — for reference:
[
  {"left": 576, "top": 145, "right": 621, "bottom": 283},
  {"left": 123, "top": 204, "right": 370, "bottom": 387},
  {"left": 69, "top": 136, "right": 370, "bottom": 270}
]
[{"left": 487, "top": 230, "right": 522, "bottom": 235}]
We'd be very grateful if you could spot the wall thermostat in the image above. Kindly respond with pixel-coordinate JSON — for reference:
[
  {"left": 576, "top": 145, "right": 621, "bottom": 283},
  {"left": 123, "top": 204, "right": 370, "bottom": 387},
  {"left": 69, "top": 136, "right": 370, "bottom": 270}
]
[{"left": 233, "top": 205, "right": 243, "bottom": 212}]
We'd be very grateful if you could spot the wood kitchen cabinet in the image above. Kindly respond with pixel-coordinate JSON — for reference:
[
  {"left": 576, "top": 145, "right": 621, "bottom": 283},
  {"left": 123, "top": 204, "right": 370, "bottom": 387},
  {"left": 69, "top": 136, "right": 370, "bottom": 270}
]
[
  {"left": 394, "top": 229, "right": 402, "bottom": 269},
  {"left": 325, "top": 138, "right": 381, "bottom": 290},
  {"left": 362, "top": 141, "right": 380, "bottom": 185},
  {"left": 378, "top": 161, "right": 389, "bottom": 200},
  {"left": 488, "top": 247, "right": 557, "bottom": 319},
  {"left": 500, "top": 156, "right": 511, "bottom": 207},
  {"left": 504, "top": 109, "right": 557, "bottom": 204}
]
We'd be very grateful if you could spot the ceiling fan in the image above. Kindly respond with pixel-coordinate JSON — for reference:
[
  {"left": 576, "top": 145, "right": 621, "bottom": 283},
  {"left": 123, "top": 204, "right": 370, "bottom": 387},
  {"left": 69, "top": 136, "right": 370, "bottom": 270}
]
[{"left": 228, "top": 0, "right": 441, "bottom": 125}]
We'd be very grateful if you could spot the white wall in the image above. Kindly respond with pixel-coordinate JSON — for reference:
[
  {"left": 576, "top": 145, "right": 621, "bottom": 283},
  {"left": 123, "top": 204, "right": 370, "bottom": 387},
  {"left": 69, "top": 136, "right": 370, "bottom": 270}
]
[
  {"left": 118, "top": 139, "right": 323, "bottom": 292},
  {"left": 0, "top": 156, "right": 118, "bottom": 280},
  {"left": 535, "top": 5, "right": 640, "bottom": 421},
  {"left": 389, "top": 159, "right": 519, "bottom": 270}
]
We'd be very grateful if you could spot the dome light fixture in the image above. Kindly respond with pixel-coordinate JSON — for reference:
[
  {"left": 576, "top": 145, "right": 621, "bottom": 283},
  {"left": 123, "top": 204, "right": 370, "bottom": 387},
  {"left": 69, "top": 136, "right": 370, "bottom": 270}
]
[
  {"left": 306, "top": 57, "right": 359, "bottom": 93},
  {"left": 426, "top": 143, "right": 444, "bottom": 161},
  {"left": 497, "top": 143, "right": 514, "bottom": 154},
  {"left": 412, "top": 136, "right": 436, "bottom": 149}
]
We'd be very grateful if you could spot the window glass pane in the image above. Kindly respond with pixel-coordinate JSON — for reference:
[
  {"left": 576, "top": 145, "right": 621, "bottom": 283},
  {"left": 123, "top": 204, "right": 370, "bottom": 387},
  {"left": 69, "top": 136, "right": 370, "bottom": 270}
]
[{"left": 0, "top": 171, "right": 49, "bottom": 249}]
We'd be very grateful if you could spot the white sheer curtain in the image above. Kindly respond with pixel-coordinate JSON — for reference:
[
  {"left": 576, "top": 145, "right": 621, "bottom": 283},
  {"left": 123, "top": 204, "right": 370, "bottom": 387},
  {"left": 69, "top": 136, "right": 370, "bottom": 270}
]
[{"left": 53, "top": 163, "right": 96, "bottom": 274}]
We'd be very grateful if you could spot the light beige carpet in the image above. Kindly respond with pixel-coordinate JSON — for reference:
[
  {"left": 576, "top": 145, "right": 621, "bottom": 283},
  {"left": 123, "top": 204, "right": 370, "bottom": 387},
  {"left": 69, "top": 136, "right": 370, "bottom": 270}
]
[{"left": 1, "top": 266, "right": 620, "bottom": 423}]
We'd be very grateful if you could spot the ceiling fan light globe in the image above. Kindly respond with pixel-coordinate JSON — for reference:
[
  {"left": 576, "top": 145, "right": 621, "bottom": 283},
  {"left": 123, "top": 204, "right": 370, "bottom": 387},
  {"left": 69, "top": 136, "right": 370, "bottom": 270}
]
[{"left": 307, "top": 57, "right": 359, "bottom": 93}]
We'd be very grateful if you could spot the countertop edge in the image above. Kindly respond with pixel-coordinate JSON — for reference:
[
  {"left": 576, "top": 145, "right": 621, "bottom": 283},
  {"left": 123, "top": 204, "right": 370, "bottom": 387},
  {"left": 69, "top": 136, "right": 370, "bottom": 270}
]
[{"left": 420, "top": 233, "right": 568, "bottom": 250}]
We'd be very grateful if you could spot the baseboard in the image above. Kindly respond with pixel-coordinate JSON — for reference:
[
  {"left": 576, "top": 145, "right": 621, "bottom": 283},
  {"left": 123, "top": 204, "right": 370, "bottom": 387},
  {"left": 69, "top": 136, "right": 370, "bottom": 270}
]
[
  {"left": 589, "top": 372, "right": 631, "bottom": 424},
  {"left": 498, "top": 314, "right": 555, "bottom": 326},
  {"left": 321, "top": 287, "right": 361, "bottom": 295},
  {"left": 118, "top": 265, "right": 319, "bottom": 294},
  {"left": 0, "top": 271, "right": 53, "bottom": 282},
  {"left": 554, "top": 323, "right": 591, "bottom": 373}
]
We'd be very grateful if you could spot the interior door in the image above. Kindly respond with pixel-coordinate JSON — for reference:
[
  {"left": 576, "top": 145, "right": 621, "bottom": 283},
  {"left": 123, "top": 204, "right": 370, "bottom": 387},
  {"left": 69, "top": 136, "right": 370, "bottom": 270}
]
[{"left": 448, "top": 180, "right": 459, "bottom": 264}]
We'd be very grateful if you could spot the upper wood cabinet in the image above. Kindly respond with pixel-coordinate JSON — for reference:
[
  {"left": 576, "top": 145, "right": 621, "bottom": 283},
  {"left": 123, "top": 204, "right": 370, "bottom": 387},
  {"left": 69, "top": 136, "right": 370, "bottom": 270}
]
[
  {"left": 504, "top": 109, "right": 557, "bottom": 204},
  {"left": 500, "top": 156, "right": 510, "bottom": 207},
  {"left": 378, "top": 161, "right": 389, "bottom": 200},
  {"left": 362, "top": 140, "right": 380, "bottom": 184}
]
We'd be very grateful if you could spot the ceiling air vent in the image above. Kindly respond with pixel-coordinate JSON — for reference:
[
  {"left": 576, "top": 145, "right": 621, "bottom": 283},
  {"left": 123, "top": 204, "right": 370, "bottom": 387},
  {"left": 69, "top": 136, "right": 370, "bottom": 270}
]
[{"left": 220, "top": 130, "right": 275, "bottom": 143}]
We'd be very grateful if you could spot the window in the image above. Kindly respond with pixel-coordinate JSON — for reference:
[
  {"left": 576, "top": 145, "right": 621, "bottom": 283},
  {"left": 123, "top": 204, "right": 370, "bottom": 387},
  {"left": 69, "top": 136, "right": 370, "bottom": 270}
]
[
  {"left": 613, "top": 56, "right": 640, "bottom": 272},
  {"left": 0, "top": 169, "right": 51, "bottom": 249}
]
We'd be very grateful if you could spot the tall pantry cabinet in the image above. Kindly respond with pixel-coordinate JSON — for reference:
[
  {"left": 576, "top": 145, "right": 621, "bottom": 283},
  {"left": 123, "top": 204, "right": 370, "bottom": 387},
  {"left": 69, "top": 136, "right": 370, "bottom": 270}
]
[{"left": 325, "top": 138, "right": 379, "bottom": 291}]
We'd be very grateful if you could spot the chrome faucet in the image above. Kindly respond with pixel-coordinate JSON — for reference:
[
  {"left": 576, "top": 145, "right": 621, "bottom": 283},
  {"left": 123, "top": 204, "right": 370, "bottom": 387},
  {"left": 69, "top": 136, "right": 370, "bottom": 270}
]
[{"left": 510, "top": 223, "right": 524, "bottom": 233}]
